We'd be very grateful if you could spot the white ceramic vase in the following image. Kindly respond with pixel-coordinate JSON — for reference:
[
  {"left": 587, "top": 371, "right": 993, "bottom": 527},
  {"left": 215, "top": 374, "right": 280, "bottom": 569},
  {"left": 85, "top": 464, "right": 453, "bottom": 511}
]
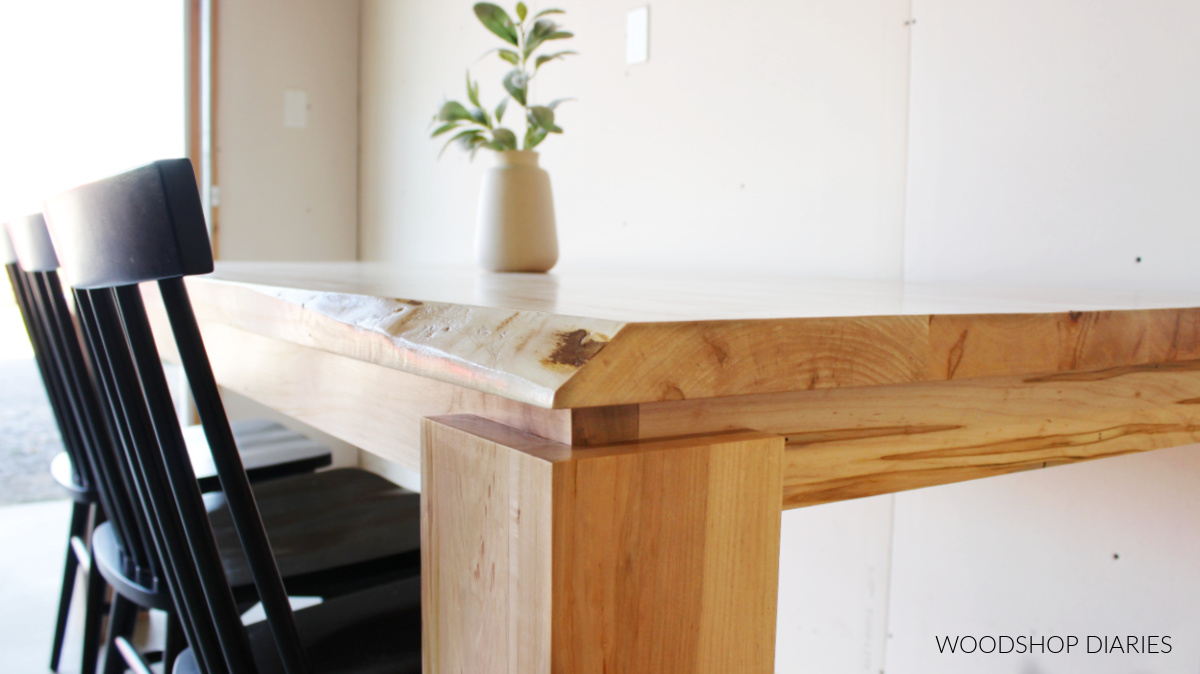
[{"left": 475, "top": 150, "right": 558, "bottom": 273}]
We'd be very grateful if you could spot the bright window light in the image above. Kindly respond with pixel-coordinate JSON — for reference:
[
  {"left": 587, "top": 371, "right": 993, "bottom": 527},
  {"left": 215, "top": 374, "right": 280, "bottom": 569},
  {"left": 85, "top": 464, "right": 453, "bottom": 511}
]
[{"left": 0, "top": 0, "right": 185, "bottom": 220}]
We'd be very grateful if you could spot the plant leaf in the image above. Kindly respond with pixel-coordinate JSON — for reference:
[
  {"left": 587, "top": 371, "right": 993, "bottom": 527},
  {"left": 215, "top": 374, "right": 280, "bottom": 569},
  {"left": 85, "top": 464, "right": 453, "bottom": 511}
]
[
  {"left": 494, "top": 98, "right": 508, "bottom": 123},
  {"left": 465, "top": 133, "right": 488, "bottom": 153},
  {"left": 466, "top": 72, "right": 481, "bottom": 108},
  {"left": 469, "top": 134, "right": 489, "bottom": 159},
  {"left": 438, "top": 100, "right": 475, "bottom": 123},
  {"left": 533, "top": 8, "right": 564, "bottom": 18},
  {"left": 492, "top": 127, "right": 518, "bottom": 149},
  {"left": 516, "top": 2, "right": 527, "bottom": 21},
  {"left": 477, "top": 47, "right": 521, "bottom": 65},
  {"left": 528, "top": 105, "right": 555, "bottom": 130},
  {"left": 440, "top": 129, "right": 482, "bottom": 157},
  {"left": 431, "top": 121, "right": 460, "bottom": 138},
  {"left": 524, "top": 18, "right": 557, "bottom": 54},
  {"left": 524, "top": 127, "right": 549, "bottom": 150},
  {"left": 534, "top": 50, "right": 576, "bottom": 70},
  {"left": 525, "top": 19, "right": 573, "bottom": 54},
  {"left": 502, "top": 69, "right": 528, "bottom": 106},
  {"left": 526, "top": 33, "right": 572, "bottom": 57},
  {"left": 470, "top": 106, "right": 490, "bottom": 128},
  {"left": 473, "top": 3, "right": 519, "bottom": 45},
  {"left": 546, "top": 97, "right": 574, "bottom": 109}
]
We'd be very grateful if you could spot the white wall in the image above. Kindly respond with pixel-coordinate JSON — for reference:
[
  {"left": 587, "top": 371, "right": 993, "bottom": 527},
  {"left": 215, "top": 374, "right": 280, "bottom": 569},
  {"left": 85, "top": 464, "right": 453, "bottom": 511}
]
[
  {"left": 887, "top": 446, "right": 1200, "bottom": 673},
  {"left": 890, "top": 1, "right": 1200, "bottom": 671},
  {"left": 904, "top": 0, "right": 1200, "bottom": 293},
  {"left": 215, "top": 0, "right": 360, "bottom": 262},
  {"left": 213, "top": 0, "right": 363, "bottom": 467},
  {"left": 355, "top": 1, "right": 1200, "bottom": 671},
  {"left": 360, "top": 0, "right": 912, "bottom": 278},
  {"left": 777, "top": 495, "right": 895, "bottom": 673}
]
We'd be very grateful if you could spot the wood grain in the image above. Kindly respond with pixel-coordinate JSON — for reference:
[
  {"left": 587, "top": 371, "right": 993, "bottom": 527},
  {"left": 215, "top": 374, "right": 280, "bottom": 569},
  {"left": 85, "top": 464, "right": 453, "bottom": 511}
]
[
  {"left": 176, "top": 264, "right": 1200, "bottom": 408},
  {"left": 552, "top": 317, "right": 928, "bottom": 407},
  {"left": 178, "top": 274, "right": 623, "bottom": 408},
  {"left": 568, "top": 404, "right": 639, "bottom": 446},
  {"left": 148, "top": 282, "right": 1200, "bottom": 509},
  {"left": 638, "top": 361, "right": 1200, "bottom": 507},
  {"left": 928, "top": 311, "right": 1200, "bottom": 380},
  {"left": 147, "top": 317, "right": 573, "bottom": 472},
  {"left": 421, "top": 415, "right": 784, "bottom": 674}
]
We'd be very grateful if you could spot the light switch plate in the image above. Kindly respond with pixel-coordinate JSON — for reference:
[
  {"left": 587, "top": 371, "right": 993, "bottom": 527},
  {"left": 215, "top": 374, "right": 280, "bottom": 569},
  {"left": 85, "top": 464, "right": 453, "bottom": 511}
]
[
  {"left": 284, "top": 90, "right": 308, "bottom": 128},
  {"left": 627, "top": 6, "right": 649, "bottom": 65}
]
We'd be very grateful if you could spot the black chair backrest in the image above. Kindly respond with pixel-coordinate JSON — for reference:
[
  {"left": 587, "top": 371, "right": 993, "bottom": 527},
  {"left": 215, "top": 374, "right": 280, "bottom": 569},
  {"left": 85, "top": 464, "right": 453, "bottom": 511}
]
[
  {"left": 2, "top": 225, "right": 20, "bottom": 266},
  {"left": 7, "top": 212, "right": 59, "bottom": 271},
  {"left": 5, "top": 214, "right": 161, "bottom": 584},
  {"left": 5, "top": 214, "right": 97, "bottom": 492},
  {"left": 3, "top": 221, "right": 82, "bottom": 483},
  {"left": 45, "top": 159, "right": 312, "bottom": 674},
  {"left": 44, "top": 160, "right": 212, "bottom": 289}
]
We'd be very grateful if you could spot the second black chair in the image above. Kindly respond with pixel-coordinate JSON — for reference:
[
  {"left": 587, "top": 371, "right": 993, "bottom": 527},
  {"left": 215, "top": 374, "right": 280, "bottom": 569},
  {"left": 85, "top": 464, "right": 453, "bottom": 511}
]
[
  {"left": 10, "top": 199, "right": 420, "bottom": 672},
  {"left": 4, "top": 221, "right": 110, "bottom": 674},
  {"left": 4, "top": 212, "right": 349, "bottom": 673}
]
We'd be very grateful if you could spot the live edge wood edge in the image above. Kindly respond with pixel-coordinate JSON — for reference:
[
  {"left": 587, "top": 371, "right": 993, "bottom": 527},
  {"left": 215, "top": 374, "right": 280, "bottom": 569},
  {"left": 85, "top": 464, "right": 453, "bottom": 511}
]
[
  {"left": 144, "top": 286, "right": 1200, "bottom": 511},
  {"left": 172, "top": 277, "right": 1200, "bottom": 409}
]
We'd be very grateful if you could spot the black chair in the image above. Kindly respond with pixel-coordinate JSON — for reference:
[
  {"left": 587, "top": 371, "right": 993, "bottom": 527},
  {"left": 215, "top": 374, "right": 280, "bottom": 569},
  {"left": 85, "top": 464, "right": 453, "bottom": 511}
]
[
  {"left": 3, "top": 222, "right": 109, "bottom": 674},
  {"left": 8, "top": 212, "right": 421, "bottom": 672},
  {"left": 4, "top": 212, "right": 354, "bottom": 673},
  {"left": 5, "top": 214, "right": 334, "bottom": 490},
  {"left": 44, "top": 159, "right": 422, "bottom": 673}
]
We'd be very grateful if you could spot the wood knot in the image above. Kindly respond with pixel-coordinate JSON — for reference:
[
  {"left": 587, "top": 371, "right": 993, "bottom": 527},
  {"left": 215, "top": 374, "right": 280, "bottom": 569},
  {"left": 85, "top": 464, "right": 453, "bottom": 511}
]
[{"left": 543, "top": 329, "right": 609, "bottom": 369}]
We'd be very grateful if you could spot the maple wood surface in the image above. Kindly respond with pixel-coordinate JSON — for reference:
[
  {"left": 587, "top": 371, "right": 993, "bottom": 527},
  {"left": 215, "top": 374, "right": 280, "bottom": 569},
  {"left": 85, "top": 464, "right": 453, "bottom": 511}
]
[
  {"left": 203, "top": 261, "right": 1200, "bottom": 320},
  {"left": 421, "top": 415, "right": 783, "bottom": 674},
  {"left": 184, "top": 262, "right": 1200, "bottom": 408}
]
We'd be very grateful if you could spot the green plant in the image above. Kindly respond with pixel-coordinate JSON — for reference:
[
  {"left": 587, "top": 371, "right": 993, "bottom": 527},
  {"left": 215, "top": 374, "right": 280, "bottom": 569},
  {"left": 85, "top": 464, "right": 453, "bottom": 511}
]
[{"left": 431, "top": 2, "right": 575, "bottom": 158}]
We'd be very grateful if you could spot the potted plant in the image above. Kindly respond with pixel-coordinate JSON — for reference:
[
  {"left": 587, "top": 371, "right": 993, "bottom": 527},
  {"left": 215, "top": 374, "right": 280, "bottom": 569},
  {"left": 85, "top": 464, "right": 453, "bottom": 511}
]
[{"left": 431, "top": 2, "right": 575, "bottom": 273}]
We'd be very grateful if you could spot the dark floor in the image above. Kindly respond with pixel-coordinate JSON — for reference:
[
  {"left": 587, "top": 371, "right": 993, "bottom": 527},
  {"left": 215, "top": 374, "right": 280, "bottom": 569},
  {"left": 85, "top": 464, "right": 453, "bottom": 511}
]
[{"left": 0, "top": 357, "right": 63, "bottom": 505}]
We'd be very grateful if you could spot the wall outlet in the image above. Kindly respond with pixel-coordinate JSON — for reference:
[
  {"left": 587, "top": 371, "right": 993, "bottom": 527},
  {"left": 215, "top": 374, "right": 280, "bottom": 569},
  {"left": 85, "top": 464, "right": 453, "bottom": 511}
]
[{"left": 627, "top": 6, "right": 649, "bottom": 65}]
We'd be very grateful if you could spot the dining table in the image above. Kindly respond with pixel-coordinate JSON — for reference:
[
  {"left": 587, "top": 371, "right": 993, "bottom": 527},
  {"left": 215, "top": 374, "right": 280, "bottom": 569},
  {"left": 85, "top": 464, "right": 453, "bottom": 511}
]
[{"left": 143, "top": 262, "right": 1200, "bottom": 673}]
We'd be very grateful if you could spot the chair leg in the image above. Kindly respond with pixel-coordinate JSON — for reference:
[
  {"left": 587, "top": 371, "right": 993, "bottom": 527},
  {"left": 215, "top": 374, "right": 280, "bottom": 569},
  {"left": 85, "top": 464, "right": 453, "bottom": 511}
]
[
  {"left": 80, "top": 548, "right": 106, "bottom": 674},
  {"left": 163, "top": 612, "right": 185, "bottom": 674},
  {"left": 101, "top": 595, "right": 140, "bottom": 674},
  {"left": 50, "top": 501, "right": 89, "bottom": 671}
]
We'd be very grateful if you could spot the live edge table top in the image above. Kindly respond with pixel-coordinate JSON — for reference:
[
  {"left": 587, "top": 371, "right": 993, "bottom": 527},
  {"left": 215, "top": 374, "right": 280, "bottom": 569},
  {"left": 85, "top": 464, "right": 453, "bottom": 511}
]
[{"left": 184, "top": 261, "right": 1200, "bottom": 409}]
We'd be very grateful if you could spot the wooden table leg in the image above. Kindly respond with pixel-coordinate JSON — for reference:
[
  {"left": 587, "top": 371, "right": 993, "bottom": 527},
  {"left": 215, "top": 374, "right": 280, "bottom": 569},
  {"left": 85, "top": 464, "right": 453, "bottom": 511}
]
[{"left": 421, "top": 414, "right": 784, "bottom": 674}]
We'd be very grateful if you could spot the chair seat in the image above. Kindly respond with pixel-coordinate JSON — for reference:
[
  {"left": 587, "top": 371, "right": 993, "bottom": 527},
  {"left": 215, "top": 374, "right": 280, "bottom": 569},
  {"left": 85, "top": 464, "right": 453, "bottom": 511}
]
[
  {"left": 54, "top": 419, "right": 332, "bottom": 496},
  {"left": 173, "top": 575, "right": 422, "bottom": 674},
  {"left": 50, "top": 451, "right": 94, "bottom": 503},
  {"left": 204, "top": 468, "right": 421, "bottom": 589},
  {"left": 189, "top": 419, "right": 332, "bottom": 491},
  {"left": 95, "top": 469, "right": 419, "bottom": 609},
  {"left": 92, "top": 522, "right": 171, "bottom": 610}
]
